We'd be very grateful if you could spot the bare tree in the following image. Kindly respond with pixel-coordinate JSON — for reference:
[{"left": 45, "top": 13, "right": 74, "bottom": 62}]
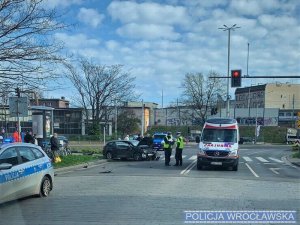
[
  {"left": 64, "top": 59, "right": 137, "bottom": 134},
  {"left": 0, "top": 0, "right": 65, "bottom": 89},
  {"left": 180, "top": 71, "right": 225, "bottom": 124}
]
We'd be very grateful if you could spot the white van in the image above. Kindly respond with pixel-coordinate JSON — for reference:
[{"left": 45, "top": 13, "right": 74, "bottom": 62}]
[{"left": 197, "top": 118, "right": 239, "bottom": 171}]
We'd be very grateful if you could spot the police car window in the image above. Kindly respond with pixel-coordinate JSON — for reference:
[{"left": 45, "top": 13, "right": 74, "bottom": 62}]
[
  {"left": 18, "top": 147, "right": 36, "bottom": 163},
  {"left": 31, "top": 147, "right": 45, "bottom": 159},
  {"left": 0, "top": 148, "right": 18, "bottom": 166}
]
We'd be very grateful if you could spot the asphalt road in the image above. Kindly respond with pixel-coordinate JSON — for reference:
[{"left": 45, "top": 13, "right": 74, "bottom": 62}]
[{"left": 1, "top": 143, "right": 299, "bottom": 225}]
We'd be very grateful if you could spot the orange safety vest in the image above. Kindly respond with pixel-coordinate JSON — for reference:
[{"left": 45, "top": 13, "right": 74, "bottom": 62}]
[{"left": 13, "top": 131, "right": 21, "bottom": 142}]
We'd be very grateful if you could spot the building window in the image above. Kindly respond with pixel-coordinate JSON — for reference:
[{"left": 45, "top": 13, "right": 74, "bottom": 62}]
[
  {"left": 286, "top": 112, "right": 291, "bottom": 116},
  {"left": 282, "top": 104, "right": 285, "bottom": 109},
  {"left": 279, "top": 112, "right": 284, "bottom": 116}
]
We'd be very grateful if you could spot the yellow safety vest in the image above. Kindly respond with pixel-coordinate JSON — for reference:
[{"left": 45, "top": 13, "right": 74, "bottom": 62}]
[
  {"left": 177, "top": 136, "right": 184, "bottom": 149},
  {"left": 163, "top": 136, "right": 172, "bottom": 148}
]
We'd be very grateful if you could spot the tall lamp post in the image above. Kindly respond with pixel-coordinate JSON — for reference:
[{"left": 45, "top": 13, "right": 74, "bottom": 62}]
[{"left": 218, "top": 24, "right": 241, "bottom": 118}]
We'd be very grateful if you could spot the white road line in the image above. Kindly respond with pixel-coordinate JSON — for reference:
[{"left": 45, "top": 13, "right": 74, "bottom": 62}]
[
  {"left": 188, "top": 155, "right": 197, "bottom": 160},
  {"left": 182, "top": 155, "right": 187, "bottom": 159},
  {"left": 180, "top": 160, "right": 197, "bottom": 175},
  {"left": 270, "top": 168, "right": 280, "bottom": 175},
  {"left": 256, "top": 157, "right": 269, "bottom": 163},
  {"left": 170, "top": 155, "right": 174, "bottom": 158},
  {"left": 243, "top": 156, "right": 253, "bottom": 162},
  {"left": 245, "top": 163, "right": 259, "bottom": 178},
  {"left": 269, "top": 157, "right": 284, "bottom": 163}
]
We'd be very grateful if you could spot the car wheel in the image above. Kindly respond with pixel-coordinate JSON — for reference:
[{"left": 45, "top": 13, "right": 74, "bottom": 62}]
[
  {"left": 133, "top": 153, "right": 142, "bottom": 161},
  {"left": 40, "top": 176, "right": 52, "bottom": 197},
  {"left": 232, "top": 165, "right": 238, "bottom": 171},
  {"left": 106, "top": 152, "right": 113, "bottom": 160}
]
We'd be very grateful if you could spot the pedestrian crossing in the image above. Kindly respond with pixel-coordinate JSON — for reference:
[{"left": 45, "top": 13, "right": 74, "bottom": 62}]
[{"left": 158, "top": 155, "right": 286, "bottom": 164}]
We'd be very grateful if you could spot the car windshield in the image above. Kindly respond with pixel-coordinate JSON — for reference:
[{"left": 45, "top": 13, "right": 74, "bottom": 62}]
[
  {"left": 201, "top": 129, "right": 237, "bottom": 143},
  {"left": 128, "top": 140, "right": 139, "bottom": 146},
  {"left": 153, "top": 135, "right": 165, "bottom": 139}
]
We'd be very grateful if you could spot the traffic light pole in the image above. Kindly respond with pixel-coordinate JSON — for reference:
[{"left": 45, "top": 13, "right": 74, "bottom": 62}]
[
  {"left": 219, "top": 24, "right": 241, "bottom": 118},
  {"left": 226, "top": 29, "right": 231, "bottom": 118}
]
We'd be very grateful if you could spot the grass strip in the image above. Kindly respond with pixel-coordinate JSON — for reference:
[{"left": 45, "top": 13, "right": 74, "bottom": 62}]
[{"left": 53, "top": 155, "right": 103, "bottom": 168}]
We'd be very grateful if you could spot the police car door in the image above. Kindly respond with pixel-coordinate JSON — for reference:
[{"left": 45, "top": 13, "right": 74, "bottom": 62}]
[
  {"left": 16, "top": 146, "right": 43, "bottom": 196},
  {"left": 0, "top": 147, "right": 23, "bottom": 203}
]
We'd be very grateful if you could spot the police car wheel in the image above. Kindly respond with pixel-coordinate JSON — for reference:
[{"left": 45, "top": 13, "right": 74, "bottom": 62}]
[{"left": 40, "top": 176, "right": 52, "bottom": 197}]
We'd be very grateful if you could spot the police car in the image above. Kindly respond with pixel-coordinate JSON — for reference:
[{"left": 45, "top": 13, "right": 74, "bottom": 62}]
[{"left": 0, "top": 143, "right": 54, "bottom": 204}]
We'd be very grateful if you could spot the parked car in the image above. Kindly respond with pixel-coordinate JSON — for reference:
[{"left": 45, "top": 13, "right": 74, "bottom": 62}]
[
  {"left": 103, "top": 140, "right": 157, "bottom": 161},
  {"left": 239, "top": 136, "right": 253, "bottom": 144},
  {"left": 152, "top": 133, "right": 167, "bottom": 151},
  {"left": 0, "top": 143, "right": 54, "bottom": 204}
]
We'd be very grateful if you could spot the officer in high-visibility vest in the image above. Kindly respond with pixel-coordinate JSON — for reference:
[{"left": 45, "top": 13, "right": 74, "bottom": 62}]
[
  {"left": 163, "top": 132, "right": 173, "bottom": 166},
  {"left": 174, "top": 132, "right": 184, "bottom": 166}
]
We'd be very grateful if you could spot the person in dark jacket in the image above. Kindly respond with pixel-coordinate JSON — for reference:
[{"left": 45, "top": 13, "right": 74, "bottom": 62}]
[
  {"left": 139, "top": 134, "right": 153, "bottom": 147},
  {"left": 50, "top": 133, "right": 60, "bottom": 159},
  {"left": 24, "top": 131, "right": 34, "bottom": 144}
]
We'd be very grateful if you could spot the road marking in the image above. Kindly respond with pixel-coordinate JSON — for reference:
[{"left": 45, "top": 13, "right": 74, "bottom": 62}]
[
  {"left": 245, "top": 163, "right": 259, "bottom": 178},
  {"left": 269, "top": 157, "right": 283, "bottom": 163},
  {"left": 180, "top": 160, "right": 197, "bottom": 175},
  {"left": 182, "top": 155, "right": 187, "bottom": 159},
  {"left": 270, "top": 168, "right": 280, "bottom": 175},
  {"left": 256, "top": 157, "right": 269, "bottom": 163},
  {"left": 188, "top": 155, "right": 197, "bottom": 160},
  {"left": 170, "top": 155, "right": 174, "bottom": 158},
  {"left": 242, "top": 156, "right": 253, "bottom": 162}
]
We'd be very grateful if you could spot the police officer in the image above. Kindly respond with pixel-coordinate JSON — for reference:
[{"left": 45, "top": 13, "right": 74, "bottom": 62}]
[
  {"left": 163, "top": 132, "right": 173, "bottom": 166},
  {"left": 174, "top": 132, "right": 184, "bottom": 166}
]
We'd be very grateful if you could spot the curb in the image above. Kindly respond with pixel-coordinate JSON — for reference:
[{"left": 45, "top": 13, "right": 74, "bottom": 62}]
[
  {"left": 54, "top": 159, "right": 107, "bottom": 174},
  {"left": 282, "top": 155, "right": 300, "bottom": 169}
]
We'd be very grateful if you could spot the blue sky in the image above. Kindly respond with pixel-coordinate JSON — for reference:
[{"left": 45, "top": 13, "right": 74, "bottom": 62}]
[{"left": 44, "top": 0, "right": 300, "bottom": 106}]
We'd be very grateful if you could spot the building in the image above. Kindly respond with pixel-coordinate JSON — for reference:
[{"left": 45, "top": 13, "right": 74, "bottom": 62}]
[
  {"left": 235, "top": 83, "right": 300, "bottom": 127},
  {"left": 235, "top": 83, "right": 300, "bottom": 110}
]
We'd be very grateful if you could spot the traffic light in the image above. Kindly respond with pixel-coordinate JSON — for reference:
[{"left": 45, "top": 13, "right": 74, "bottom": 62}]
[
  {"left": 15, "top": 87, "right": 20, "bottom": 97},
  {"left": 231, "top": 70, "right": 242, "bottom": 87}
]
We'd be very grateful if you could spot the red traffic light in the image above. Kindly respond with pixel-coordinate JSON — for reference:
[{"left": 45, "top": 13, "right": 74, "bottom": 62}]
[
  {"left": 231, "top": 70, "right": 242, "bottom": 87},
  {"left": 233, "top": 71, "right": 240, "bottom": 77}
]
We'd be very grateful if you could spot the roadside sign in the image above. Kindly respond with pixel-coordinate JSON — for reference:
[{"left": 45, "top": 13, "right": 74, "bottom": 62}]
[{"left": 9, "top": 97, "right": 28, "bottom": 117}]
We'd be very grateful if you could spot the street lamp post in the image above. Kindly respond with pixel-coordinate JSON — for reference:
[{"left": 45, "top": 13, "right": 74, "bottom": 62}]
[{"left": 218, "top": 24, "right": 241, "bottom": 118}]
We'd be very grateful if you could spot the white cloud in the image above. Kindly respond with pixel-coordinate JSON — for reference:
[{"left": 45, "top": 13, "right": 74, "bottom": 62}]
[
  {"left": 117, "top": 23, "right": 181, "bottom": 40},
  {"left": 258, "top": 15, "right": 297, "bottom": 29},
  {"left": 54, "top": 33, "right": 100, "bottom": 49},
  {"left": 77, "top": 7, "right": 104, "bottom": 28},
  {"left": 107, "top": 1, "right": 191, "bottom": 26},
  {"left": 47, "top": 0, "right": 300, "bottom": 105}
]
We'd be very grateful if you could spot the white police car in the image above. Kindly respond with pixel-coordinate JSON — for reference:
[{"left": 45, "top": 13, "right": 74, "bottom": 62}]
[{"left": 0, "top": 143, "right": 54, "bottom": 204}]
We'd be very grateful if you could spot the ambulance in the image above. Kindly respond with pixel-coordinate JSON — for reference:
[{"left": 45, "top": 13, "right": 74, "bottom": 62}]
[{"left": 197, "top": 118, "right": 239, "bottom": 171}]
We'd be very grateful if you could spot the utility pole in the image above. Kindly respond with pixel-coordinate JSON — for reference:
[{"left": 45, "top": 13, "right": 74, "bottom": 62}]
[
  {"left": 218, "top": 24, "right": 241, "bottom": 118},
  {"left": 141, "top": 99, "right": 144, "bottom": 137},
  {"left": 292, "top": 94, "right": 295, "bottom": 128},
  {"left": 15, "top": 87, "right": 21, "bottom": 140},
  {"left": 114, "top": 100, "right": 117, "bottom": 139}
]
